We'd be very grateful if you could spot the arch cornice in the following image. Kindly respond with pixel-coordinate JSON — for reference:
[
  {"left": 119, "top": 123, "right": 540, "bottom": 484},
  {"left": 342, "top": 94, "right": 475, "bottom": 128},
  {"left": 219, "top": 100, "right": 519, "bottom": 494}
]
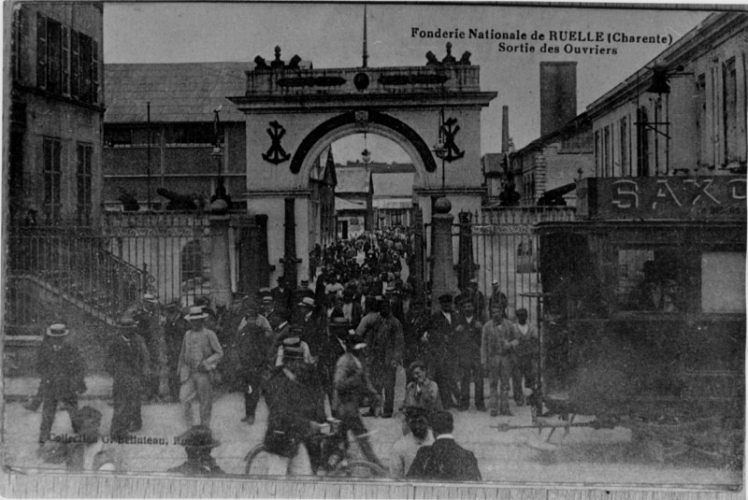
[{"left": 290, "top": 111, "right": 437, "bottom": 185}]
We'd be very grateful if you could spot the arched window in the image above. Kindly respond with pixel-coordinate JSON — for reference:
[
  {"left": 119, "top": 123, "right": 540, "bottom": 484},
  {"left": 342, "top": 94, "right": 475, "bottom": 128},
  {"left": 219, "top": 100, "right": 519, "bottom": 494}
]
[{"left": 181, "top": 240, "right": 203, "bottom": 283}]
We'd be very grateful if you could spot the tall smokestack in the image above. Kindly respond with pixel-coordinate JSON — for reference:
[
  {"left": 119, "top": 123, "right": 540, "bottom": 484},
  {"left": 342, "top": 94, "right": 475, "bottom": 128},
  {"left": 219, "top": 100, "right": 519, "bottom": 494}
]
[
  {"left": 540, "top": 61, "right": 577, "bottom": 137},
  {"left": 501, "top": 106, "right": 510, "bottom": 153}
]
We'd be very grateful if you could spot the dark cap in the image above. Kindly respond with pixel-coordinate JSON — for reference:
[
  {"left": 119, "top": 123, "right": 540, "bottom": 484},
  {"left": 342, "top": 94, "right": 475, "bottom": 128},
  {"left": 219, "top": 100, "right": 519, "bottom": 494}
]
[
  {"left": 438, "top": 294, "right": 453, "bottom": 303},
  {"left": 431, "top": 410, "right": 454, "bottom": 435}
]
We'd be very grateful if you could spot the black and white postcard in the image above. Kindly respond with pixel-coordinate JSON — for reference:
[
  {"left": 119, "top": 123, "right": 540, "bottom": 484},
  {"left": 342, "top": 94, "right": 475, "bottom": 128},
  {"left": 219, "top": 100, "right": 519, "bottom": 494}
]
[{"left": 3, "top": 1, "right": 745, "bottom": 496}]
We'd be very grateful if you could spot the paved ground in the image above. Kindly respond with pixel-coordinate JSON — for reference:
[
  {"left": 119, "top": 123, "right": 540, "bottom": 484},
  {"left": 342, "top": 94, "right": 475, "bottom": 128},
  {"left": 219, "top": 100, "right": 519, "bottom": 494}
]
[{"left": 3, "top": 370, "right": 741, "bottom": 489}]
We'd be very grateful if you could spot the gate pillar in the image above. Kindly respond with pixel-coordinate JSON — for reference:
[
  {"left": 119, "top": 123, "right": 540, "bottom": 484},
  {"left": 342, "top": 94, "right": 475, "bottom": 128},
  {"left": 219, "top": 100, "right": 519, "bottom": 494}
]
[
  {"left": 280, "top": 198, "right": 301, "bottom": 288},
  {"left": 456, "top": 210, "right": 477, "bottom": 291},
  {"left": 208, "top": 214, "right": 233, "bottom": 307},
  {"left": 430, "top": 198, "right": 458, "bottom": 311},
  {"left": 411, "top": 207, "right": 425, "bottom": 301}
]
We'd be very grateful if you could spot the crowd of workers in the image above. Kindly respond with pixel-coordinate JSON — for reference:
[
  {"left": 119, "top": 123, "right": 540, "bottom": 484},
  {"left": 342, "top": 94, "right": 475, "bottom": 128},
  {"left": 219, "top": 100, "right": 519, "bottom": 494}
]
[{"left": 30, "top": 226, "right": 538, "bottom": 480}]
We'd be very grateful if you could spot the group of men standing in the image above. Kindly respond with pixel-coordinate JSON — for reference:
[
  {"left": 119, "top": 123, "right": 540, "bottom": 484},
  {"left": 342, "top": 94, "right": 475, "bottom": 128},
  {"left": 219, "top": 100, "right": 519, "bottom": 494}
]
[{"left": 407, "top": 283, "right": 539, "bottom": 417}]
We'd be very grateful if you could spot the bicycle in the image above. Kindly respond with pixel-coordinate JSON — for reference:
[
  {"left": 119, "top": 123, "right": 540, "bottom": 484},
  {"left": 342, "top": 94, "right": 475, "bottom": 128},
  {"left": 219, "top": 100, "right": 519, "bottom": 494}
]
[{"left": 244, "top": 417, "right": 388, "bottom": 478}]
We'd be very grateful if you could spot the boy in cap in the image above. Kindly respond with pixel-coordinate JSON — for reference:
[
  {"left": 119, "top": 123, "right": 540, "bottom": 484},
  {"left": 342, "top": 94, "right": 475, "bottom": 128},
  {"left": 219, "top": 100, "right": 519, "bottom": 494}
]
[
  {"left": 168, "top": 425, "right": 224, "bottom": 476},
  {"left": 177, "top": 307, "right": 224, "bottom": 427},
  {"left": 37, "top": 322, "right": 87, "bottom": 445}
]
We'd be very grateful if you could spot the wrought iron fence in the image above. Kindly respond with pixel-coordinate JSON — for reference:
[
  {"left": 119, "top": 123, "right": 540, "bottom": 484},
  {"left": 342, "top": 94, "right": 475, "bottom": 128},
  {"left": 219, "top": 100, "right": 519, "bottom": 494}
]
[
  {"left": 420, "top": 206, "right": 576, "bottom": 326},
  {"left": 6, "top": 224, "right": 152, "bottom": 332},
  {"left": 4, "top": 213, "right": 223, "bottom": 334}
]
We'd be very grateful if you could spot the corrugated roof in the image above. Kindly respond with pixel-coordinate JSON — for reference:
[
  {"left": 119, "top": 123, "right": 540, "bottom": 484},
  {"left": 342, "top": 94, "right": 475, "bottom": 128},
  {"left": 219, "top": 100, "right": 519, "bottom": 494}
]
[
  {"left": 335, "top": 197, "right": 366, "bottom": 211},
  {"left": 335, "top": 167, "right": 371, "bottom": 194},
  {"left": 372, "top": 172, "right": 414, "bottom": 198},
  {"left": 104, "top": 62, "right": 252, "bottom": 123}
]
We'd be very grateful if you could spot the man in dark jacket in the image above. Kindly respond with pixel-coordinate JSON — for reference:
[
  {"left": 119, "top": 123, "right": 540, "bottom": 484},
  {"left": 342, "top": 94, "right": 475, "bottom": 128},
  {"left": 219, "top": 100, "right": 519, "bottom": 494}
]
[
  {"left": 163, "top": 300, "right": 187, "bottom": 402},
  {"left": 403, "top": 298, "right": 429, "bottom": 370},
  {"left": 37, "top": 322, "right": 87, "bottom": 445},
  {"left": 424, "top": 294, "right": 461, "bottom": 409},
  {"left": 263, "top": 337, "right": 327, "bottom": 475},
  {"left": 271, "top": 276, "right": 294, "bottom": 320},
  {"left": 333, "top": 334, "right": 385, "bottom": 468},
  {"left": 107, "top": 317, "right": 150, "bottom": 439},
  {"left": 133, "top": 293, "right": 166, "bottom": 402},
  {"left": 406, "top": 410, "right": 481, "bottom": 481},
  {"left": 235, "top": 300, "right": 273, "bottom": 425},
  {"left": 455, "top": 297, "right": 486, "bottom": 411},
  {"left": 368, "top": 299, "right": 404, "bottom": 418}
]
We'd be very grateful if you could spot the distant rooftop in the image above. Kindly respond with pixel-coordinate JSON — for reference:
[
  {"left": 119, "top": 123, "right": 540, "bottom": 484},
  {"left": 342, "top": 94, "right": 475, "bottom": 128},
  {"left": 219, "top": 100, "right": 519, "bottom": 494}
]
[
  {"left": 335, "top": 167, "right": 371, "bottom": 194},
  {"left": 344, "top": 161, "right": 415, "bottom": 174},
  {"left": 104, "top": 62, "right": 253, "bottom": 123}
]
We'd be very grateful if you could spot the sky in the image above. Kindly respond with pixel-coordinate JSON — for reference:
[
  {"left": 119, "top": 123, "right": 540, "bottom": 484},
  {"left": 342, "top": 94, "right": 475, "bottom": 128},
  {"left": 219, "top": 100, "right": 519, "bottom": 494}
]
[{"left": 103, "top": 2, "right": 713, "bottom": 163}]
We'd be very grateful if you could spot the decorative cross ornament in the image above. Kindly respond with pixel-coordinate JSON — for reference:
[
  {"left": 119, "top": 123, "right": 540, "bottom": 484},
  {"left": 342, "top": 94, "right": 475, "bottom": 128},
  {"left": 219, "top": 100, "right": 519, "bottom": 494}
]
[
  {"left": 262, "top": 121, "right": 292, "bottom": 165},
  {"left": 355, "top": 110, "right": 369, "bottom": 129},
  {"left": 441, "top": 117, "right": 465, "bottom": 162}
]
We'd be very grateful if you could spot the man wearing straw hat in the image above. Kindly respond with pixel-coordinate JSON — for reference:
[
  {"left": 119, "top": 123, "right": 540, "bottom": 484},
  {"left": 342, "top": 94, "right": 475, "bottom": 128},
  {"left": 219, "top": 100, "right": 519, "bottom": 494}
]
[
  {"left": 37, "top": 322, "right": 87, "bottom": 445},
  {"left": 263, "top": 333, "right": 326, "bottom": 475},
  {"left": 177, "top": 306, "right": 224, "bottom": 427}
]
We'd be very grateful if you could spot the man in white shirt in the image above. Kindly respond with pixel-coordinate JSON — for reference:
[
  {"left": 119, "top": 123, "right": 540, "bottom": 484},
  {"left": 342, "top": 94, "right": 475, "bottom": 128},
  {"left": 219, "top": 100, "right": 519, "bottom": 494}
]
[
  {"left": 388, "top": 409, "right": 433, "bottom": 478},
  {"left": 511, "top": 308, "right": 538, "bottom": 406}
]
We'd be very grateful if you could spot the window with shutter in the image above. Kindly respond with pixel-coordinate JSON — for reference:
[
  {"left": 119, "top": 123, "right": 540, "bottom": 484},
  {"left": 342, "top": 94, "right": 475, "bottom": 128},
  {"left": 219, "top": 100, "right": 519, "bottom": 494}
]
[
  {"left": 61, "top": 26, "right": 69, "bottom": 95},
  {"left": 77, "top": 143, "right": 93, "bottom": 225},
  {"left": 79, "top": 32, "right": 92, "bottom": 103},
  {"left": 43, "top": 137, "right": 62, "bottom": 223},
  {"left": 92, "top": 39, "right": 99, "bottom": 104},
  {"left": 46, "top": 18, "right": 61, "bottom": 94},
  {"left": 70, "top": 30, "right": 79, "bottom": 98},
  {"left": 36, "top": 12, "right": 47, "bottom": 89}
]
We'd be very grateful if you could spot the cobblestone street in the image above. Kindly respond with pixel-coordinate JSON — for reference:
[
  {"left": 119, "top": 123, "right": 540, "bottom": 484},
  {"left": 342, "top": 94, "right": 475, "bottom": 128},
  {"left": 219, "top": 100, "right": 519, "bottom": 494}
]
[{"left": 3, "top": 370, "right": 740, "bottom": 488}]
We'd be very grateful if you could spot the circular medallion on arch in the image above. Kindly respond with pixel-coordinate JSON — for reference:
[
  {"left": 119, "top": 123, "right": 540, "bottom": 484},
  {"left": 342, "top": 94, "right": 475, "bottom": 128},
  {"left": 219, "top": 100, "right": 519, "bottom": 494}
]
[{"left": 354, "top": 73, "right": 370, "bottom": 91}]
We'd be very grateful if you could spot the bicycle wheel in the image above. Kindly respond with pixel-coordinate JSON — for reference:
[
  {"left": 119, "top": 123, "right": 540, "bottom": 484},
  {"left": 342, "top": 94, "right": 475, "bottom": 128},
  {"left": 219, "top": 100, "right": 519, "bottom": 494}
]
[
  {"left": 332, "top": 459, "right": 388, "bottom": 478},
  {"left": 244, "top": 444, "right": 275, "bottom": 476}
]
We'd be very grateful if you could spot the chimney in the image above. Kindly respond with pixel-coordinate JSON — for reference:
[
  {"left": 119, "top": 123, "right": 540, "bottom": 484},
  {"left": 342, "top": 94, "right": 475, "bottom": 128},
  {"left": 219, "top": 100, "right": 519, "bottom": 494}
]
[
  {"left": 501, "top": 106, "right": 510, "bottom": 153},
  {"left": 540, "top": 62, "right": 577, "bottom": 137}
]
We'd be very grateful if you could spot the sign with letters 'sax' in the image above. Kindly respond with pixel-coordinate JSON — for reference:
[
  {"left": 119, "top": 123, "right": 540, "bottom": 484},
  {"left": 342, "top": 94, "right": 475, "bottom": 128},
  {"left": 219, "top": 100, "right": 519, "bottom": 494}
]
[{"left": 578, "top": 176, "right": 747, "bottom": 220}]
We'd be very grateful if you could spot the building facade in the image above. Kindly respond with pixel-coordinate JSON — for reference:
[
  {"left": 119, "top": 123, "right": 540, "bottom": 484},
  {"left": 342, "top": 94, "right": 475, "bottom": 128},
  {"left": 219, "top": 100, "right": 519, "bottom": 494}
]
[
  {"left": 102, "top": 62, "right": 251, "bottom": 211},
  {"left": 511, "top": 113, "right": 593, "bottom": 207},
  {"left": 587, "top": 12, "right": 747, "bottom": 178},
  {"left": 9, "top": 2, "right": 105, "bottom": 226}
]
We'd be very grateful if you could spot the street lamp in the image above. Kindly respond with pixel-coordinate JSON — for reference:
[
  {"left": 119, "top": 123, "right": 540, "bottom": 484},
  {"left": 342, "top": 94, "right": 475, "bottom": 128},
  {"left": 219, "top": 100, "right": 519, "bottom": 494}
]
[{"left": 433, "top": 140, "right": 447, "bottom": 194}]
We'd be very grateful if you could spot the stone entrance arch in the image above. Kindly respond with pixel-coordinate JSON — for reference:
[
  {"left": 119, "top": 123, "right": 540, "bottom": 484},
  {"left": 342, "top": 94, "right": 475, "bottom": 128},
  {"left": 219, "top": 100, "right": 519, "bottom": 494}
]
[
  {"left": 291, "top": 111, "right": 435, "bottom": 189},
  {"left": 228, "top": 44, "right": 496, "bottom": 284}
]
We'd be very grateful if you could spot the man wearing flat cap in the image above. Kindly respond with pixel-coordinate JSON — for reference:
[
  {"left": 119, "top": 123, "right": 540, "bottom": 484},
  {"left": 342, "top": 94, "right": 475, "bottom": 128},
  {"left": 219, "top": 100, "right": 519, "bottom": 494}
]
[
  {"left": 168, "top": 425, "right": 224, "bottom": 476},
  {"left": 36, "top": 322, "right": 87, "bottom": 445},
  {"left": 423, "top": 294, "right": 461, "bottom": 409},
  {"left": 488, "top": 280, "right": 508, "bottom": 319},
  {"left": 177, "top": 307, "right": 224, "bottom": 427},
  {"left": 107, "top": 317, "right": 150, "bottom": 438}
]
